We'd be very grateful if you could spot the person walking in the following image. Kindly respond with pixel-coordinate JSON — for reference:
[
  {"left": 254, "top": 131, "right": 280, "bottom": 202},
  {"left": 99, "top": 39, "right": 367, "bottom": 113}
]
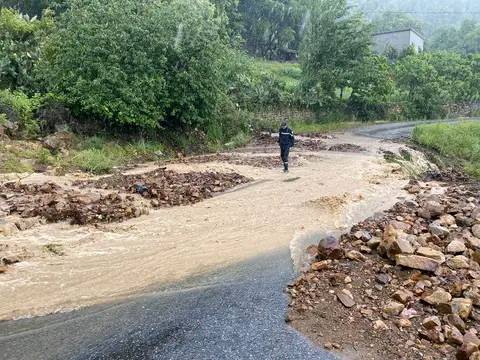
[{"left": 278, "top": 121, "right": 295, "bottom": 173}]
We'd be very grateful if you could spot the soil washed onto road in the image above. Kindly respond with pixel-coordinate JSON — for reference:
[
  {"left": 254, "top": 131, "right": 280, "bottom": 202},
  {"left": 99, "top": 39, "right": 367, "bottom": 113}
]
[{"left": 0, "top": 132, "right": 429, "bottom": 321}]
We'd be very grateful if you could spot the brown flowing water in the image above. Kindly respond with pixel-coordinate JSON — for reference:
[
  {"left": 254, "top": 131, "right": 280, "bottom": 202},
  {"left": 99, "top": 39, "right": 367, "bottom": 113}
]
[{"left": 0, "top": 133, "right": 431, "bottom": 320}]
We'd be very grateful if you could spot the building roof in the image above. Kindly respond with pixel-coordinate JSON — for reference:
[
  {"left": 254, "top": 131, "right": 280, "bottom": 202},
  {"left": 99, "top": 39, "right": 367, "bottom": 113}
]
[{"left": 372, "top": 28, "right": 425, "bottom": 40}]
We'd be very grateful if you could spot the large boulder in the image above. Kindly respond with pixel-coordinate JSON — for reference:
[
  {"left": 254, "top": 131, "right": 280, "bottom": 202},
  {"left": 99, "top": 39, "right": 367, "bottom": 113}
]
[
  {"left": 42, "top": 131, "right": 74, "bottom": 153},
  {"left": 318, "top": 235, "right": 344, "bottom": 260}
]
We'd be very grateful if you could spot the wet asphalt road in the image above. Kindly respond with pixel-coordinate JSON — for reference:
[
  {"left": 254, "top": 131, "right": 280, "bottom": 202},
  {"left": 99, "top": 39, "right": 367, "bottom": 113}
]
[
  {"left": 0, "top": 121, "right": 457, "bottom": 360},
  {"left": 0, "top": 250, "right": 337, "bottom": 360}
]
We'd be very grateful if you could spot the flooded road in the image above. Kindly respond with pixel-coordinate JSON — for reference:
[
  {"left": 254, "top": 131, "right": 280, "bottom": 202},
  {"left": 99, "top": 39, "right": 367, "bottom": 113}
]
[{"left": 0, "top": 129, "right": 431, "bottom": 359}]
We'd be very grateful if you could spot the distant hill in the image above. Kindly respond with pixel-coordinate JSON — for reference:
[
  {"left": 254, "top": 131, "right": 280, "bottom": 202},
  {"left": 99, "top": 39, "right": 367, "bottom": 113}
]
[{"left": 351, "top": 0, "right": 480, "bottom": 35}]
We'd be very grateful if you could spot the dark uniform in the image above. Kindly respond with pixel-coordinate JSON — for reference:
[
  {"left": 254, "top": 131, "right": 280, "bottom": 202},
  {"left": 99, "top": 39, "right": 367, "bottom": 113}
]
[{"left": 279, "top": 125, "right": 295, "bottom": 172}]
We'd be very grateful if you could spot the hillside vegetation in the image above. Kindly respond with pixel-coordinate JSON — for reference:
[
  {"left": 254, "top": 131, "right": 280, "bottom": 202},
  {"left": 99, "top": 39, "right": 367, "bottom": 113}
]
[{"left": 0, "top": 0, "right": 480, "bottom": 174}]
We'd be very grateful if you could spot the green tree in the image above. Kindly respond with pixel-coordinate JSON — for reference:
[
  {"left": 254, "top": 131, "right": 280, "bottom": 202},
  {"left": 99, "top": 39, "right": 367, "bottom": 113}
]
[
  {"left": 238, "top": 0, "right": 311, "bottom": 60},
  {"left": 300, "top": 0, "right": 372, "bottom": 109},
  {"left": 428, "top": 51, "right": 475, "bottom": 103},
  {"left": 395, "top": 53, "right": 447, "bottom": 119},
  {"left": 39, "top": 0, "right": 235, "bottom": 130},
  {"left": 348, "top": 55, "right": 394, "bottom": 119},
  {"left": 0, "top": 7, "right": 54, "bottom": 91}
]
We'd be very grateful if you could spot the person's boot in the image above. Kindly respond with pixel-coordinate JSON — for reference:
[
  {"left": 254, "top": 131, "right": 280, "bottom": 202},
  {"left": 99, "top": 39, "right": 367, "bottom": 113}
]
[{"left": 284, "top": 163, "right": 289, "bottom": 173}]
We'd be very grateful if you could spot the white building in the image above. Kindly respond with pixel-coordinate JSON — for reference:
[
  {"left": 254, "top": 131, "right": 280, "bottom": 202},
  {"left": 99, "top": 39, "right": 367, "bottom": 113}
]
[{"left": 372, "top": 28, "right": 424, "bottom": 55}]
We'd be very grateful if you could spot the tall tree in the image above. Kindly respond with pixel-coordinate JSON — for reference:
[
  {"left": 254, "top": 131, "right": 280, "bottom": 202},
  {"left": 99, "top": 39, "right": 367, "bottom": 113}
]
[{"left": 300, "top": 0, "right": 372, "bottom": 108}]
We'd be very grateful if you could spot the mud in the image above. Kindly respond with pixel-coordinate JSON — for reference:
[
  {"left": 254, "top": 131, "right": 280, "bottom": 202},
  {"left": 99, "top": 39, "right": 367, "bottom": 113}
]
[{"left": 0, "top": 134, "right": 431, "bottom": 320}]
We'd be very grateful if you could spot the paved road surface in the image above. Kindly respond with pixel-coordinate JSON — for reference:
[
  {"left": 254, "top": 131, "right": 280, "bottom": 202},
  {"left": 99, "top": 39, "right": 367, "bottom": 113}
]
[{"left": 0, "top": 121, "right": 438, "bottom": 360}]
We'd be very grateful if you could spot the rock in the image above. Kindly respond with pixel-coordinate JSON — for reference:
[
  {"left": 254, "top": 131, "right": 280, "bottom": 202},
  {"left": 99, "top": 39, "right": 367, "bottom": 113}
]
[
  {"left": 373, "top": 319, "right": 388, "bottom": 331},
  {"left": 397, "top": 318, "right": 412, "bottom": 328},
  {"left": 423, "top": 316, "right": 441, "bottom": 330},
  {"left": 473, "top": 225, "right": 480, "bottom": 239},
  {"left": 1, "top": 255, "right": 20, "bottom": 265},
  {"left": 444, "top": 325, "right": 464, "bottom": 345},
  {"left": 366, "top": 237, "right": 381, "bottom": 249},
  {"left": 353, "top": 230, "right": 371, "bottom": 241},
  {"left": 429, "top": 222, "right": 450, "bottom": 237},
  {"left": 346, "top": 250, "right": 367, "bottom": 262},
  {"left": 448, "top": 256, "right": 471, "bottom": 270},
  {"left": 419, "top": 327, "right": 445, "bottom": 344},
  {"left": 464, "top": 287, "right": 480, "bottom": 306},
  {"left": 337, "top": 289, "right": 355, "bottom": 308},
  {"left": 416, "top": 247, "right": 446, "bottom": 263},
  {"left": 311, "top": 260, "right": 332, "bottom": 271},
  {"left": 423, "top": 288, "right": 452, "bottom": 306},
  {"left": 457, "top": 342, "right": 479, "bottom": 360},
  {"left": 464, "top": 331, "right": 480, "bottom": 347},
  {"left": 470, "top": 352, "right": 480, "bottom": 360},
  {"left": 401, "top": 307, "right": 419, "bottom": 319},
  {"left": 451, "top": 298, "right": 473, "bottom": 320},
  {"left": 467, "top": 236, "right": 480, "bottom": 250},
  {"left": 440, "top": 214, "right": 457, "bottom": 226},
  {"left": 383, "top": 301, "right": 405, "bottom": 316},
  {"left": 42, "top": 131, "right": 74, "bottom": 153},
  {"left": 424, "top": 201, "right": 445, "bottom": 218},
  {"left": 445, "top": 314, "right": 466, "bottom": 333},
  {"left": 393, "top": 289, "right": 414, "bottom": 304},
  {"left": 396, "top": 254, "right": 441, "bottom": 272},
  {"left": 382, "top": 225, "right": 414, "bottom": 258},
  {"left": 447, "top": 241, "right": 467, "bottom": 254},
  {"left": 375, "top": 273, "right": 391, "bottom": 285},
  {"left": 318, "top": 235, "right": 344, "bottom": 260}
]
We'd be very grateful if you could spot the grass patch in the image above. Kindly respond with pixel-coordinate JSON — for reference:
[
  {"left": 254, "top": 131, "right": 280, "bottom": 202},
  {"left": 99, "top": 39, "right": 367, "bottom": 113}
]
[
  {"left": 0, "top": 137, "right": 166, "bottom": 175},
  {"left": 413, "top": 121, "right": 480, "bottom": 177},
  {"left": 253, "top": 60, "right": 302, "bottom": 87}
]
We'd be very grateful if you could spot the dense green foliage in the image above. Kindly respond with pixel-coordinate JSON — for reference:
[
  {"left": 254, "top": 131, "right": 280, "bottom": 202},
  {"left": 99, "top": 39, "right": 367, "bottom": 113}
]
[
  {"left": 38, "top": 0, "right": 235, "bottom": 131},
  {"left": 0, "top": 8, "right": 53, "bottom": 91},
  {"left": 300, "top": 0, "right": 371, "bottom": 109},
  {"left": 430, "top": 20, "right": 480, "bottom": 55},
  {"left": 0, "top": 0, "right": 480, "bottom": 154},
  {"left": 413, "top": 122, "right": 480, "bottom": 177},
  {"left": 0, "top": 88, "right": 39, "bottom": 136}
]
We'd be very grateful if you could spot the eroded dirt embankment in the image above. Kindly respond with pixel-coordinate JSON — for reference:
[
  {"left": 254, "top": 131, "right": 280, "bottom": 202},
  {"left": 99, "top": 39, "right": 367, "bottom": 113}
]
[{"left": 0, "top": 133, "right": 429, "bottom": 320}]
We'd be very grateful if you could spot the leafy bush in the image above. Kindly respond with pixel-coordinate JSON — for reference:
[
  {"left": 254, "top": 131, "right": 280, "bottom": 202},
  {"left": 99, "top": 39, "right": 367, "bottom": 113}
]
[
  {"left": 0, "top": 8, "right": 54, "bottom": 92},
  {"left": 348, "top": 55, "right": 394, "bottom": 120},
  {"left": 39, "top": 0, "right": 236, "bottom": 131},
  {"left": 395, "top": 54, "right": 448, "bottom": 119},
  {"left": 0, "top": 89, "right": 39, "bottom": 136}
]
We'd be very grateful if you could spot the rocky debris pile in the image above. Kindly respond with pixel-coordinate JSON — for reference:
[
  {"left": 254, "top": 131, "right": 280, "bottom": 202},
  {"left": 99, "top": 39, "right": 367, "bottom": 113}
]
[
  {"left": 328, "top": 143, "right": 367, "bottom": 153},
  {"left": 73, "top": 169, "right": 251, "bottom": 208},
  {"left": 0, "top": 182, "right": 147, "bottom": 225},
  {"left": 296, "top": 139, "right": 328, "bottom": 152},
  {"left": 298, "top": 133, "right": 336, "bottom": 140},
  {"left": 288, "top": 176, "right": 480, "bottom": 360},
  {"left": 168, "top": 154, "right": 303, "bottom": 169}
]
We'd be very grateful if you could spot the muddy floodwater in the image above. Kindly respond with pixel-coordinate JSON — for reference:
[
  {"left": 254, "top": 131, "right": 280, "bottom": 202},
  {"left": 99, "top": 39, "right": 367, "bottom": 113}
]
[{"left": 0, "top": 133, "right": 430, "bottom": 320}]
